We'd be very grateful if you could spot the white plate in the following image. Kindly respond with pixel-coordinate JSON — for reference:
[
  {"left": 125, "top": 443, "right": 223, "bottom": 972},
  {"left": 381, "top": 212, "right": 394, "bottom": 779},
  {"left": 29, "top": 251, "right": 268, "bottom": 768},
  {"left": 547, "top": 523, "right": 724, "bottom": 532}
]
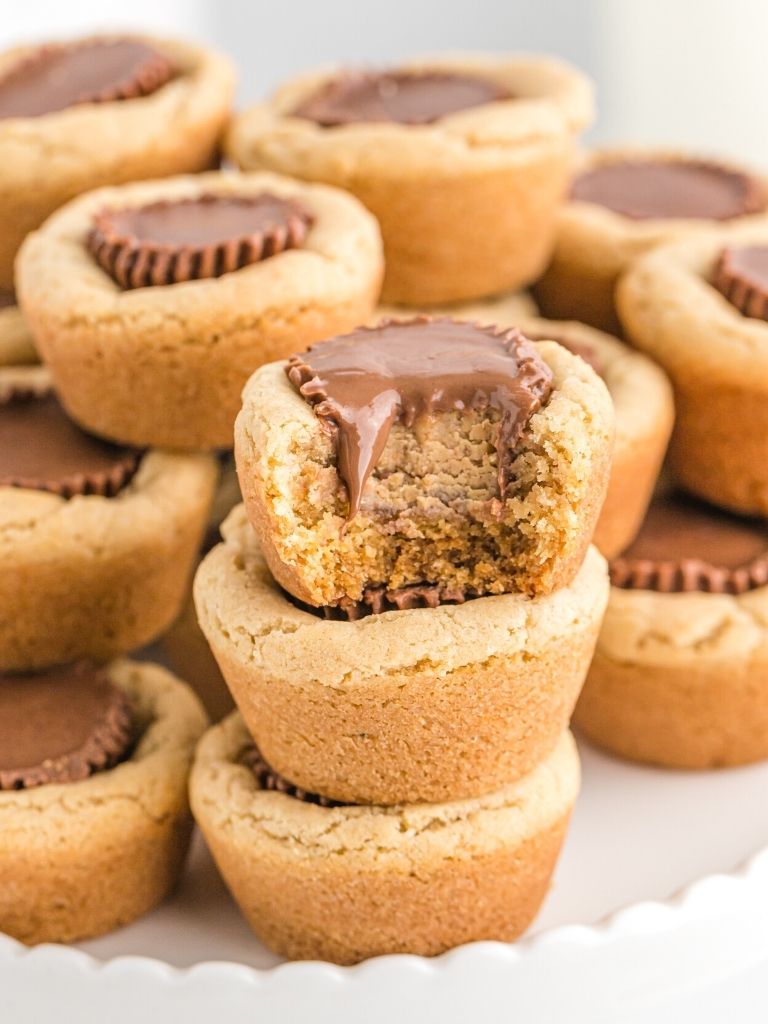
[{"left": 2, "top": 738, "right": 768, "bottom": 1022}]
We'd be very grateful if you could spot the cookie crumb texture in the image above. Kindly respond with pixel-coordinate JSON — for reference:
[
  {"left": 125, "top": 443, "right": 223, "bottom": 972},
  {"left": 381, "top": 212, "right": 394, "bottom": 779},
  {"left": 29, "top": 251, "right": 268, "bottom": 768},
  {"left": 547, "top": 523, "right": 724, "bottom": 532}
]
[
  {"left": 235, "top": 341, "right": 613, "bottom": 606},
  {"left": 191, "top": 717, "right": 579, "bottom": 964},
  {"left": 0, "top": 660, "right": 207, "bottom": 944}
]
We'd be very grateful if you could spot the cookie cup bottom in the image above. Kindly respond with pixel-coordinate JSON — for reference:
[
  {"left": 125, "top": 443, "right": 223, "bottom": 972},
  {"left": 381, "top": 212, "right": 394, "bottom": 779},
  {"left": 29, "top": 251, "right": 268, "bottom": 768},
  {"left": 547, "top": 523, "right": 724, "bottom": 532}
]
[
  {"left": 191, "top": 717, "right": 579, "bottom": 964},
  {"left": 0, "top": 660, "right": 208, "bottom": 944},
  {"left": 574, "top": 586, "right": 768, "bottom": 768},
  {"left": 194, "top": 508, "right": 607, "bottom": 804}
]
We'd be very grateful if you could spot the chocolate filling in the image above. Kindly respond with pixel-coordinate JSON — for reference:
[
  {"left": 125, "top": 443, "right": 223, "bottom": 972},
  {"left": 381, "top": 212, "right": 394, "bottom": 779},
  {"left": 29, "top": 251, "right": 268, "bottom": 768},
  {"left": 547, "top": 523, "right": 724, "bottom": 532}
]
[
  {"left": 287, "top": 581, "right": 476, "bottom": 622},
  {"left": 0, "top": 288, "right": 16, "bottom": 310},
  {"left": 611, "top": 493, "right": 768, "bottom": 594},
  {"left": 242, "top": 744, "right": 346, "bottom": 807},
  {"left": 0, "top": 38, "right": 174, "bottom": 120},
  {"left": 286, "top": 318, "right": 553, "bottom": 520},
  {"left": 713, "top": 245, "right": 768, "bottom": 321},
  {"left": 572, "top": 160, "right": 766, "bottom": 221},
  {"left": 0, "top": 380, "right": 141, "bottom": 497},
  {"left": 0, "top": 663, "right": 134, "bottom": 790},
  {"left": 292, "top": 69, "right": 511, "bottom": 126},
  {"left": 88, "top": 193, "right": 313, "bottom": 290}
]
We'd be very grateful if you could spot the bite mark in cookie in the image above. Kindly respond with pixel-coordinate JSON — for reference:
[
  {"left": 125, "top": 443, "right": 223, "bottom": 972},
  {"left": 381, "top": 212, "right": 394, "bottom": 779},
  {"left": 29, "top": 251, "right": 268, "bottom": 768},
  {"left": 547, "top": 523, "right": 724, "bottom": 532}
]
[{"left": 286, "top": 317, "right": 553, "bottom": 519}]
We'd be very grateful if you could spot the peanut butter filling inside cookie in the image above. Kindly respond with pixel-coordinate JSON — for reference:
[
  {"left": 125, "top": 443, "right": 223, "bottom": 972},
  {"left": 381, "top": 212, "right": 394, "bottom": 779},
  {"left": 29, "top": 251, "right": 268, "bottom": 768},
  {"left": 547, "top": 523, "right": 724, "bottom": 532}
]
[
  {"left": 0, "top": 38, "right": 174, "bottom": 120},
  {"left": 713, "top": 245, "right": 768, "bottom": 321},
  {"left": 287, "top": 318, "right": 553, "bottom": 519},
  {"left": 0, "top": 663, "right": 134, "bottom": 790},
  {"left": 242, "top": 744, "right": 346, "bottom": 807},
  {"left": 292, "top": 69, "right": 511, "bottom": 126},
  {"left": 88, "top": 193, "right": 313, "bottom": 289},
  {"left": 0, "top": 381, "right": 141, "bottom": 496},
  {"left": 572, "top": 160, "right": 766, "bottom": 221},
  {"left": 611, "top": 493, "right": 768, "bottom": 593}
]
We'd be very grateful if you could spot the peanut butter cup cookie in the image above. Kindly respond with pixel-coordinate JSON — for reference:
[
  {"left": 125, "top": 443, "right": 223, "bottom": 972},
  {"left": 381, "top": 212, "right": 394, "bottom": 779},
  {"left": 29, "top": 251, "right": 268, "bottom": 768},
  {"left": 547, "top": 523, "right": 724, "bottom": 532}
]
[
  {"left": 226, "top": 54, "right": 592, "bottom": 305},
  {"left": 534, "top": 150, "right": 768, "bottom": 334},
  {"left": 575, "top": 492, "right": 768, "bottom": 767},
  {"left": 0, "top": 34, "right": 234, "bottom": 290},
  {"left": 0, "top": 660, "right": 207, "bottom": 944},
  {"left": 191, "top": 715, "right": 579, "bottom": 963},
  {"left": 17, "top": 172, "right": 383, "bottom": 449},
  {"left": 194, "top": 506, "right": 607, "bottom": 804},
  {"left": 235, "top": 318, "right": 612, "bottom": 608},
  {"left": 0, "top": 366, "right": 216, "bottom": 670},
  {"left": 618, "top": 224, "right": 768, "bottom": 514}
]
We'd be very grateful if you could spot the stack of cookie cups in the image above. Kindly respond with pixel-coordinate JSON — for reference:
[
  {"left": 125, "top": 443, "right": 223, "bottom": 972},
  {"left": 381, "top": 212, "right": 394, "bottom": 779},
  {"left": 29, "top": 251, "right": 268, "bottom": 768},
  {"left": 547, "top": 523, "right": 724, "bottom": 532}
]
[
  {"left": 192, "top": 316, "right": 614, "bottom": 963},
  {"left": 573, "top": 221, "right": 768, "bottom": 768},
  {"left": 0, "top": 362, "right": 214, "bottom": 944}
]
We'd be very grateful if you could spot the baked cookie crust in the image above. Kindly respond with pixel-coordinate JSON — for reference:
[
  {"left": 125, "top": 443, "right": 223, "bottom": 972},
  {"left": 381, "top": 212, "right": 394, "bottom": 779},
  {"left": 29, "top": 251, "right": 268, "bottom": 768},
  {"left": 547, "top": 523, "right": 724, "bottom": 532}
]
[
  {"left": 16, "top": 171, "right": 383, "bottom": 449},
  {"left": 617, "top": 224, "right": 768, "bottom": 515},
  {"left": 194, "top": 506, "right": 607, "bottom": 804},
  {"left": 575, "top": 581, "right": 768, "bottom": 768},
  {"left": 226, "top": 54, "right": 593, "bottom": 305},
  {"left": 534, "top": 149, "right": 768, "bottom": 334},
  {"left": 0, "top": 367, "right": 217, "bottom": 670},
  {"left": 191, "top": 717, "right": 579, "bottom": 963},
  {"left": 0, "top": 35, "right": 234, "bottom": 290},
  {"left": 0, "top": 659, "right": 207, "bottom": 944}
]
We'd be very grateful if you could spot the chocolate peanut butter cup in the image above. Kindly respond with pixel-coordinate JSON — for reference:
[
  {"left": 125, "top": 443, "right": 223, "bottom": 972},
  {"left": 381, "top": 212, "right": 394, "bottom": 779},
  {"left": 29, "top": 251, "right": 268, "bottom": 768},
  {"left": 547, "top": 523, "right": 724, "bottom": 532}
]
[
  {"left": 713, "top": 245, "right": 768, "bottom": 321},
  {"left": 242, "top": 743, "right": 345, "bottom": 807},
  {"left": 0, "top": 38, "right": 174, "bottom": 120},
  {"left": 286, "top": 317, "right": 553, "bottom": 518},
  {"left": 0, "top": 380, "right": 140, "bottom": 497},
  {"left": 0, "top": 663, "right": 133, "bottom": 790},
  {"left": 289, "top": 580, "right": 474, "bottom": 621},
  {"left": 610, "top": 493, "right": 768, "bottom": 594},
  {"left": 572, "top": 159, "right": 766, "bottom": 221},
  {"left": 292, "top": 69, "right": 511, "bottom": 126},
  {"left": 88, "top": 193, "right": 314, "bottom": 289}
]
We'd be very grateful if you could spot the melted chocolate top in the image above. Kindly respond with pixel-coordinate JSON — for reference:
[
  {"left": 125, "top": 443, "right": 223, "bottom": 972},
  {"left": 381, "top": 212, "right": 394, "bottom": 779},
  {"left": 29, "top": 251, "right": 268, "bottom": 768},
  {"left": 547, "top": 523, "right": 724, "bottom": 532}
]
[
  {"left": 0, "top": 384, "right": 140, "bottom": 497},
  {"left": 0, "top": 663, "right": 134, "bottom": 790},
  {"left": 292, "top": 69, "right": 511, "bottom": 126},
  {"left": 286, "top": 318, "right": 553, "bottom": 519},
  {"left": 611, "top": 493, "right": 768, "bottom": 594},
  {"left": 88, "top": 193, "right": 313, "bottom": 289},
  {"left": 572, "top": 160, "right": 766, "bottom": 221},
  {"left": 0, "top": 38, "right": 174, "bottom": 120},
  {"left": 713, "top": 245, "right": 768, "bottom": 321}
]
